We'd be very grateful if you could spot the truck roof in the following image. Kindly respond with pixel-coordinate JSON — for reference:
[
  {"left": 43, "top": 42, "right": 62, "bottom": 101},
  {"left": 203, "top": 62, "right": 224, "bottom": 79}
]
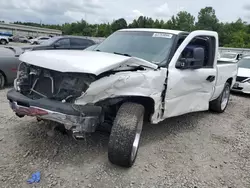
[{"left": 119, "top": 28, "right": 186, "bottom": 35}]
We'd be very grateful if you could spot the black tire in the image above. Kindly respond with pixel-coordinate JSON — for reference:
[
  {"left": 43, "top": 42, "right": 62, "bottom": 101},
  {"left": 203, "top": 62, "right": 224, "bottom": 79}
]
[
  {"left": 108, "top": 102, "right": 144, "bottom": 167},
  {"left": 0, "top": 72, "right": 5, "bottom": 89},
  {"left": 0, "top": 39, "right": 7, "bottom": 45},
  {"left": 209, "top": 82, "right": 230, "bottom": 113}
]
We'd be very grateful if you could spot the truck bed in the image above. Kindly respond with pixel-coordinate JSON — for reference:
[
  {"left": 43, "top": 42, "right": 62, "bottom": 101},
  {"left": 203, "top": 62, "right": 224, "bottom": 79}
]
[{"left": 211, "top": 62, "right": 238, "bottom": 101}]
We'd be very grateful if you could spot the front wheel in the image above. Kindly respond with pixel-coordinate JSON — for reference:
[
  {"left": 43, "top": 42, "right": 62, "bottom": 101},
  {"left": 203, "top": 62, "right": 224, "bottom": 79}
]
[
  {"left": 209, "top": 82, "right": 230, "bottom": 113},
  {"left": 108, "top": 102, "right": 144, "bottom": 167}
]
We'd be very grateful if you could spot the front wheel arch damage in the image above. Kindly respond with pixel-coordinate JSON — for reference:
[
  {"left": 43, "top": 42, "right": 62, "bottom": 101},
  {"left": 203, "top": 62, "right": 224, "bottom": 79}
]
[{"left": 95, "top": 96, "right": 155, "bottom": 132}]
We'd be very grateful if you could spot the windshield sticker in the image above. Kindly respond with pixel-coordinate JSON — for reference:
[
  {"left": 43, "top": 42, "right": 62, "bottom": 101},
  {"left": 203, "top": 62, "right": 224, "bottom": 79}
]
[{"left": 152, "top": 33, "right": 173, "bottom": 38}]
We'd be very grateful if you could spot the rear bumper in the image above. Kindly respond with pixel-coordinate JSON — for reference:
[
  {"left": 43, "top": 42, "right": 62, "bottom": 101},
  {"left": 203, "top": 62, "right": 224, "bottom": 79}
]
[{"left": 7, "top": 89, "right": 103, "bottom": 132}]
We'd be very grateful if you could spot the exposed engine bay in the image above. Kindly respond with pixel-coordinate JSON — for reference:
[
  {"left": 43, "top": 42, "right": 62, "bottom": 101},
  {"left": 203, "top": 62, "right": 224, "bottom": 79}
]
[{"left": 15, "top": 62, "right": 96, "bottom": 102}]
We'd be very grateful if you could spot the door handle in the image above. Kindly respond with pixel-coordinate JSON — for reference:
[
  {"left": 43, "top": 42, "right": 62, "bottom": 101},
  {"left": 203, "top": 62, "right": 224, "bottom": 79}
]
[{"left": 206, "top": 75, "right": 215, "bottom": 82}]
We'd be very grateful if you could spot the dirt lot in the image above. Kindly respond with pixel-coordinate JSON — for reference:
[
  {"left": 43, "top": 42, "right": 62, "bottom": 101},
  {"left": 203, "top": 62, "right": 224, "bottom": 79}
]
[{"left": 0, "top": 88, "right": 250, "bottom": 188}]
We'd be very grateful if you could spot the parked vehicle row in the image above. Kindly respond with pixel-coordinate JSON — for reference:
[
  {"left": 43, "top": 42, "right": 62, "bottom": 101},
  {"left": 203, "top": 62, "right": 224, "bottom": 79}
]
[
  {"left": 6, "top": 28, "right": 238, "bottom": 167},
  {"left": 22, "top": 36, "right": 95, "bottom": 51}
]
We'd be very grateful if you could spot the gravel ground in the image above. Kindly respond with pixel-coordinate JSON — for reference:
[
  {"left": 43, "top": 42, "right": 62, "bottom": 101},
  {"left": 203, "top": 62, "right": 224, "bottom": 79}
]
[{"left": 0, "top": 88, "right": 250, "bottom": 188}]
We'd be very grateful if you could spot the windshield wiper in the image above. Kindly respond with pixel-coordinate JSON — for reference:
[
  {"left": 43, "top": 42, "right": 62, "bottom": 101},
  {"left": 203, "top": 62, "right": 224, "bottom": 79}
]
[{"left": 113, "top": 52, "right": 131, "bottom": 57}]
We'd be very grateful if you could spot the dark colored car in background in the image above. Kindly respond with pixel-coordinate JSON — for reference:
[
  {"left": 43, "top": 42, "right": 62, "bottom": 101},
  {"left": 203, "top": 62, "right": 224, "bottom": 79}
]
[
  {"left": 22, "top": 36, "right": 96, "bottom": 51},
  {"left": 0, "top": 46, "right": 23, "bottom": 89}
]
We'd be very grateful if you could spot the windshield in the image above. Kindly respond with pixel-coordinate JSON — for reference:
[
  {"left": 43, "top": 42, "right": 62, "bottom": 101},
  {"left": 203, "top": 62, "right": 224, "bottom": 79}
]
[
  {"left": 40, "top": 37, "right": 60, "bottom": 45},
  {"left": 221, "top": 53, "right": 237, "bottom": 59},
  {"left": 95, "top": 31, "right": 175, "bottom": 64},
  {"left": 238, "top": 58, "right": 250, "bottom": 69}
]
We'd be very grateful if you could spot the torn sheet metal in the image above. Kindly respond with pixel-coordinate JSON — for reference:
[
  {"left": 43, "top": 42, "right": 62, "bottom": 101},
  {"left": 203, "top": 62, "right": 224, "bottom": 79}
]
[
  {"left": 163, "top": 68, "right": 213, "bottom": 118},
  {"left": 75, "top": 68, "right": 167, "bottom": 124},
  {"left": 19, "top": 50, "right": 157, "bottom": 75},
  {"left": 9, "top": 100, "right": 100, "bottom": 132}
]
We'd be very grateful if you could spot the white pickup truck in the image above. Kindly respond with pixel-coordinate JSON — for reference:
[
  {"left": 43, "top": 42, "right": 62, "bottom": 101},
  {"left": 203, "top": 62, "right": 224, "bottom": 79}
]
[{"left": 7, "top": 28, "right": 237, "bottom": 167}]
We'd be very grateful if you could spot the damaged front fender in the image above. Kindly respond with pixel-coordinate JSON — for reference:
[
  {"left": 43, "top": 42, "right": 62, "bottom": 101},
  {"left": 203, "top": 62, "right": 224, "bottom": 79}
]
[{"left": 75, "top": 68, "right": 167, "bottom": 123}]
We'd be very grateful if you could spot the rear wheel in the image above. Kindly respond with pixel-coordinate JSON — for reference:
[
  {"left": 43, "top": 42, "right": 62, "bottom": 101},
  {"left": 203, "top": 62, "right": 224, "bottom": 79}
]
[
  {"left": 0, "top": 72, "right": 5, "bottom": 89},
  {"left": 0, "top": 39, "right": 7, "bottom": 45},
  {"left": 209, "top": 82, "right": 230, "bottom": 113},
  {"left": 108, "top": 102, "right": 144, "bottom": 167}
]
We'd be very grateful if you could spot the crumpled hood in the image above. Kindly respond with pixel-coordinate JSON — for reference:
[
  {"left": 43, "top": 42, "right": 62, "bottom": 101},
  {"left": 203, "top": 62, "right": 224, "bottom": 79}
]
[
  {"left": 237, "top": 67, "right": 250, "bottom": 78},
  {"left": 19, "top": 50, "right": 157, "bottom": 75}
]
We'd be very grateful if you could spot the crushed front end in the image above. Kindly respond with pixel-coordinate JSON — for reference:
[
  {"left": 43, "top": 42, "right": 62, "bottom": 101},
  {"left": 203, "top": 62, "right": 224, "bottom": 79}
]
[{"left": 7, "top": 62, "right": 104, "bottom": 134}]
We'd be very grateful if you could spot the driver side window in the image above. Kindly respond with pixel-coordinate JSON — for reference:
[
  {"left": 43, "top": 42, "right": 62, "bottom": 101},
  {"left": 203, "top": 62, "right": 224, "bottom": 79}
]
[{"left": 180, "top": 36, "right": 216, "bottom": 68}]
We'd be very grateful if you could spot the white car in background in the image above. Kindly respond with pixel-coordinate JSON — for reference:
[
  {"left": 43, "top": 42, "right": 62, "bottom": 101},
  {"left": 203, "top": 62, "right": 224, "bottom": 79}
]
[
  {"left": 0, "top": 36, "right": 9, "bottom": 45},
  {"left": 29, "top": 36, "right": 51, "bottom": 45},
  {"left": 232, "top": 56, "right": 250, "bottom": 93},
  {"left": 219, "top": 52, "right": 242, "bottom": 63}
]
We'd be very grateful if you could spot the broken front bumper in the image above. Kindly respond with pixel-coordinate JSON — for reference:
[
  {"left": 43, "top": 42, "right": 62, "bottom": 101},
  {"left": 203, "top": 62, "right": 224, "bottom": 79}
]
[
  {"left": 7, "top": 89, "right": 103, "bottom": 133},
  {"left": 232, "top": 82, "right": 250, "bottom": 94}
]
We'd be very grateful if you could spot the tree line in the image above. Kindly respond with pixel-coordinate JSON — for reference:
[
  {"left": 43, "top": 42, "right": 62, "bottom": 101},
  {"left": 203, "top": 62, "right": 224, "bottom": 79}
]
[{"left": 13, "top": 7, "right": 250, "bottom": 48}]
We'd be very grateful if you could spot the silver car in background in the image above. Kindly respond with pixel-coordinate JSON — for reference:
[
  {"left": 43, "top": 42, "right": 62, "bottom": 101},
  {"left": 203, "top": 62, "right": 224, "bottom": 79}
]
[{"left": 0, "top": 47, "right": 22, "bottom": 89}]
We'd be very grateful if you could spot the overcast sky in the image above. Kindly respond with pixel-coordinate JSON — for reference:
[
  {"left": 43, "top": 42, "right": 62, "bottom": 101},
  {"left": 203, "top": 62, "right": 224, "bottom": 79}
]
[{"left": 1, "top": 0, "right": 250, "bottom": 24}]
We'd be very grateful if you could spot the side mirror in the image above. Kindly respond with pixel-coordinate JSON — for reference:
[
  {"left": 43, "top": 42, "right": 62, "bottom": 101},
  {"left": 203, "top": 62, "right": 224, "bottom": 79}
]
[{"left": 176, "top": 47, "right": 205, "bottom": 69}]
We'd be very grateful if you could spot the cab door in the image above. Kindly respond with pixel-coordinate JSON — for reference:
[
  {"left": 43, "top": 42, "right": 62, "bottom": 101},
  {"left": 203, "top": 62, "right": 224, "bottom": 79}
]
[{"left": 163, "top": 31, "right": 218, "bottom": 118}]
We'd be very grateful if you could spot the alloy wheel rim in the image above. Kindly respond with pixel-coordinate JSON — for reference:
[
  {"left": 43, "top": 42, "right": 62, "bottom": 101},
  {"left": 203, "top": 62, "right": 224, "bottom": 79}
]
[
  {"left": 221, "top": 86, "right": 230, "bottom": 110},
  {"left": 130, "top": 115, "right": 143, "bottom": 162}
]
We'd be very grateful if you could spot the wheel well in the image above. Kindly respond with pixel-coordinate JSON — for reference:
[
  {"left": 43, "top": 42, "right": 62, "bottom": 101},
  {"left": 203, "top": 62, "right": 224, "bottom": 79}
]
[
  {"left": 96, "top": 96, "right": 155, "bottom": 122},
  {"left": 125, "top": 96, "right": 155, "bottom": 121},
  {"left": 0, "top": 70, "right": 7, "bottom": 84},
  {"left": 226, "top": 77, "right": 233, "bottom": 86}
]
